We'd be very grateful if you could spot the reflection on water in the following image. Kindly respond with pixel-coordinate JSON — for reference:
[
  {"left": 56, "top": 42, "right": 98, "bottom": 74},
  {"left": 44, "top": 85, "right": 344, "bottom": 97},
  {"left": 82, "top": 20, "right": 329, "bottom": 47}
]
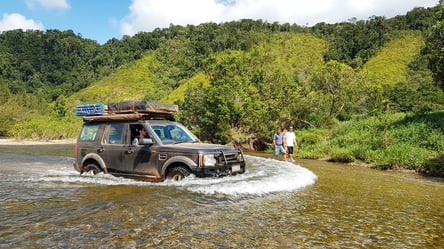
[{"left": 0, "top": 146, "right": 443, "bottom": 248}]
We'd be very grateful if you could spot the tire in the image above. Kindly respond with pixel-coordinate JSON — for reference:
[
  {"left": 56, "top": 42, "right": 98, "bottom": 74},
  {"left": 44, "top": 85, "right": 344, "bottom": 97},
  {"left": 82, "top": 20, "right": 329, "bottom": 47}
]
[
  {"left": 167, "top": 166, "right": 190, "bottom": 181},
  {"left": 82, "top": 163, "right": 102, "bottom": 176}
]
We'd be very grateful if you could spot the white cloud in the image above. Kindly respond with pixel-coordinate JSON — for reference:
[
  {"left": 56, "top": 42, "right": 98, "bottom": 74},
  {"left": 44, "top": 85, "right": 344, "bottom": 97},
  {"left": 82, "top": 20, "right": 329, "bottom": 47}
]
[
  {"left": 120, "top": 0, "right": 439, "bottom": 36},
  {"left": 26, "top": 0, "right": 71, "bottom": 10},
  {"left": 120, "top": 0, "right": 225, "bottom": 36},
  {"left": 0, "top": 13, "right": 44, "bottom": 31}
]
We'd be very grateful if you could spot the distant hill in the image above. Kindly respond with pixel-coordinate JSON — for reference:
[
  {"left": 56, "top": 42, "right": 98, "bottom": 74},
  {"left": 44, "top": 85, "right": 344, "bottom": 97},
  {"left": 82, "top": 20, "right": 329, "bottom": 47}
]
[
  {"left": 360, "top": 31, "right": 424, "bottom": 85},
  {"left": 68, "top": 31, "right": 421, "bottom": 109},
  {"left": 66, "top": 51, "right": 168, "bottom": 108},
  {"left": 64, "top": 30, "right": 425, "bottom": 119},
  {"left": 70, "top": 33, "right": 327, "bottom": 107}
]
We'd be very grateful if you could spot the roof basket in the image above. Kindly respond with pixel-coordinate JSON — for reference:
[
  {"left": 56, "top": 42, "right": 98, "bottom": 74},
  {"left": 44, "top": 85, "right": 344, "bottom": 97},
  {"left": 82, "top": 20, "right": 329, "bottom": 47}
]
[
  {"left": 107, "top": 100, "right": 178, "bottom": 115},
  {"left": 76, "top": 100, "right": 178, "bottom": 121}
]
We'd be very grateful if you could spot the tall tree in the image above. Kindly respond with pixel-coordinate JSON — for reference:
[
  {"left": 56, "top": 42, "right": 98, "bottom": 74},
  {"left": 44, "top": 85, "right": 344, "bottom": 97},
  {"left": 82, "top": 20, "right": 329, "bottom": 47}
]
[
  {"left": 423, "top": 5, "right": 444, "bottom": 90},
  {"left": 311, "top": 61, "right": 359, "bottom": 119}
]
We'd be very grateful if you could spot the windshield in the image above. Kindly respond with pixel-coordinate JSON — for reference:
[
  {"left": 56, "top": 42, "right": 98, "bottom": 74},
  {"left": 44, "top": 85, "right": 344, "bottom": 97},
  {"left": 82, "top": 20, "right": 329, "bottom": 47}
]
[{"left": 149, "top": 122, "right": 199, "bottom": 145}]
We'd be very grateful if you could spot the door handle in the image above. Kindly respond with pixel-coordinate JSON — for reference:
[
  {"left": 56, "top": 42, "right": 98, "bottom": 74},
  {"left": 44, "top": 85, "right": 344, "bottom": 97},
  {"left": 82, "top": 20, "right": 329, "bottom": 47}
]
[
  {"left": 97, "top": 147, "right": 104, "bottom": 153},
  {"left": 127, "top": 149, "right": 134, "bottom": 154}
]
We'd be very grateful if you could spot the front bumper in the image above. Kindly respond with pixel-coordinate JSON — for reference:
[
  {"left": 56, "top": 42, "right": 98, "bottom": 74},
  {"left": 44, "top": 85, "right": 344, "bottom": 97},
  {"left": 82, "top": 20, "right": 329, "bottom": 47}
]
[{"left": 192, "top": 163, "right": 246, "bottom": 177}]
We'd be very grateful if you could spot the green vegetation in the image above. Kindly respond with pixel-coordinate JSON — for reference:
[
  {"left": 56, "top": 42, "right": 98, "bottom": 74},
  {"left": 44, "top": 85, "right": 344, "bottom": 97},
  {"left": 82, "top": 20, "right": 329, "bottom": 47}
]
[
  {"left": 0, "top": 4, "right": 443, "bottom": 176},
  {"left": 361, "top": 32, "right": 424, "bottom": 85},
  {"left": 297, "top": 112, "right": 444, "bottom": 175},
  {"left": 66, "top": 52, "right": 169, "bottom": 105},
  {"left": 161, "top": 72, "right": 211, "bottom": 103}
]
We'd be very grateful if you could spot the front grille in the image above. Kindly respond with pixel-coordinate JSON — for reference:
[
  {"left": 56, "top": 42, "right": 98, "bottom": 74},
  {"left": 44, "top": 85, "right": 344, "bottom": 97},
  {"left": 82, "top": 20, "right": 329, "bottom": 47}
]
[{"left": 216, "top": 151, "right": 242, "bottom": 165}]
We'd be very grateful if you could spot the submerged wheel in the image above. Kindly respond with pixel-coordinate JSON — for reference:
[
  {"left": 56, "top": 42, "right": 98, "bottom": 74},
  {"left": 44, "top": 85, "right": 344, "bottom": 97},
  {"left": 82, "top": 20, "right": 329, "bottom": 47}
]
[
  {"left": 167, "top": 166, "right": 190, "bottom": 181},
  {"left": 82, "top": 163, "right": 102, "bottom": 176}
]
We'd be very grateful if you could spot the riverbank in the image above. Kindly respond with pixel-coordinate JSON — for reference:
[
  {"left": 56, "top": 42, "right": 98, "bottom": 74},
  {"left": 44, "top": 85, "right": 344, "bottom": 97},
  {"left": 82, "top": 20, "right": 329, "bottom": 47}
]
[{"left": 0, "top": 138, "right": 76, "bottom": 145}]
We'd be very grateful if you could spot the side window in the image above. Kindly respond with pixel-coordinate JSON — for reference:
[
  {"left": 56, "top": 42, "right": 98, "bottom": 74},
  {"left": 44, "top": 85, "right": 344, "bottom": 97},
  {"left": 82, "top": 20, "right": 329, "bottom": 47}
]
[
  {"left": 103, "top": 124, "right": 124, "bottom": 145},
  {"left": 80, "top": 124, "right": 99, "bottom": 141},
  {"left": 130, "top": 124, "right": 149, "bottom": 145}
]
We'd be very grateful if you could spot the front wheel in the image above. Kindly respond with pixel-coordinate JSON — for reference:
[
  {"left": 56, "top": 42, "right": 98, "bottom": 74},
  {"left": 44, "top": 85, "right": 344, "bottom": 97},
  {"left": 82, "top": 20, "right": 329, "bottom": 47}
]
[
  {"left": 82, "top": 163, "right": 102, "bottom": 176},
  {"left": 167, "top": 166, "right": 190, "bottom": 181}
]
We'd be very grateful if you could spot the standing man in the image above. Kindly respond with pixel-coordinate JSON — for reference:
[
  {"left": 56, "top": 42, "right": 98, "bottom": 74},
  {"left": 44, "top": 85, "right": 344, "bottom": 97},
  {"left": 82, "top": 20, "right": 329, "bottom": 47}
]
[
  {"left": 273, "top": 127, "right": 287, "bottom": 160},
  {"left": 285, "top": 126, "right": 297, "bottom": 162}
]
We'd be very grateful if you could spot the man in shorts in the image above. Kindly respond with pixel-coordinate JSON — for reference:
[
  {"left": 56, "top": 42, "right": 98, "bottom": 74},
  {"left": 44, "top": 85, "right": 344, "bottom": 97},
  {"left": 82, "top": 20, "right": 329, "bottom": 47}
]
[
  {"left": 273, "top": 127, "right": 286, "bottom": 160},
  {"left": 285, "top": 126, "right": 297, "bottom": 162}
]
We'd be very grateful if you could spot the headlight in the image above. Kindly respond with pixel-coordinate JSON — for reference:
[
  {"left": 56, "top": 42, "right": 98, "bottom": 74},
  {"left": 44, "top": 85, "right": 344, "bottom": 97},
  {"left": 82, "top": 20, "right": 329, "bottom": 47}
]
[{"left": 203, "top": 154, "right": 217, "bottom": 166}]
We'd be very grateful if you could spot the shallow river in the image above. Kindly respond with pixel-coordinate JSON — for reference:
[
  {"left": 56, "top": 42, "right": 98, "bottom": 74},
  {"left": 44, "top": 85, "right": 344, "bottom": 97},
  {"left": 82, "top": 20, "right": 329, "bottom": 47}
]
[{"left": 0, "top": 145, "right": 443, "bottom": 248}]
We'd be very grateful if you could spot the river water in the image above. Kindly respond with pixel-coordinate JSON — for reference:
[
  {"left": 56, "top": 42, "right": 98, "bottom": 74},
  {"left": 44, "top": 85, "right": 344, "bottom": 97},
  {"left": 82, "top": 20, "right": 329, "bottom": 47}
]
[{"left": 0, "top": 145, "right": 443, "bottom": 248}]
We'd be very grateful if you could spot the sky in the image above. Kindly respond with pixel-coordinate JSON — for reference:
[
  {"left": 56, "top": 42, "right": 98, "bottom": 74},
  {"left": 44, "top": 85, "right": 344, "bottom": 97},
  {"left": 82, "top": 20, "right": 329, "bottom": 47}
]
[{"left": 0, "top": 0, "right": 440, "bottom": 44}]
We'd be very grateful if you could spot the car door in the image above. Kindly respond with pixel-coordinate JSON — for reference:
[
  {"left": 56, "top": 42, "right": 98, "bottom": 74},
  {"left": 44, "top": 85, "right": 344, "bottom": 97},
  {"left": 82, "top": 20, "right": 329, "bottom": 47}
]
[
  {"left": 123, "top": 123, "right": 160, "bottom": 178},
  {"left": 100, "top": 123, "right": 126, "bottom": 173}
]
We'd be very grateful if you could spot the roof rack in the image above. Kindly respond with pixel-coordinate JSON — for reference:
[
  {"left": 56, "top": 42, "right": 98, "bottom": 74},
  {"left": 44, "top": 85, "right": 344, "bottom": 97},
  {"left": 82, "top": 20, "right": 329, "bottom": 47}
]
[
  {"left": 76, "top": 100, "right": 178, "bottom": 121},
  {"left": 107, "top": 100, "right": 178, "bottom": 115}
]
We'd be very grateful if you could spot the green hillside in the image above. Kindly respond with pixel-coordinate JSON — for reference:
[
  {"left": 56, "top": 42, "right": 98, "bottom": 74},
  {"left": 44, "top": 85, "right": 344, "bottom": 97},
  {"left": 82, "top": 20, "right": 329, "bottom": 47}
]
[
  {"left": 161, "top": 72, "right": 210, "bottom": 104},
  {"left": 360, "top": 31, "right": 424, "bottom": 85},
  {"left": 69, "top": 33, "right": 327, "bottom": 108},
  {"left": 162, "top": 34, "right": 327, "bottom": 103},
  {"left": 247, "top": 33, "right": 327, "bottom": 82},
  {"left": 66, "top": 51, "right": 168, "bottom": 107}
]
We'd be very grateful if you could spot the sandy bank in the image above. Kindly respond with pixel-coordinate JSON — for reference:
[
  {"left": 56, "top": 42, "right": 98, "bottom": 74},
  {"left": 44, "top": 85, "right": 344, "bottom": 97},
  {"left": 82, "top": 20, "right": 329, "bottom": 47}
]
[{"left": 0, "top": 138, "right": 76, "bottom": 145}]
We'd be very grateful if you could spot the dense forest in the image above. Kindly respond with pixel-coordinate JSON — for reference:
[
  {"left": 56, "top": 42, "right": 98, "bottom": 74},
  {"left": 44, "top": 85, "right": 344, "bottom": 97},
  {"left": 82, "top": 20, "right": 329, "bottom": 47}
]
[{"left": 0, "top": 4, "right": 443, "bottom": 176}]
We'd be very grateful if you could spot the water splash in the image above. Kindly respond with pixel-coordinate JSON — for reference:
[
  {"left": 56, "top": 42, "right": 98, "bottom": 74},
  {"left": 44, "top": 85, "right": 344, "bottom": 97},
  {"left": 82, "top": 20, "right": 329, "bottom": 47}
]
[
  {"left": 166, "top": 156, "right": 318, "bottom": 195},
  {"left": 2, "top": 153, "right": 317, "bottom": 196}
]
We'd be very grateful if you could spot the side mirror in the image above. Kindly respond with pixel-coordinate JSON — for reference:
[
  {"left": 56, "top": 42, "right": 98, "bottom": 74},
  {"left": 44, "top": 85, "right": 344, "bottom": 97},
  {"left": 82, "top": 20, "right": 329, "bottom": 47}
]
[{"left": 139, "top": 138, "right": 154, "bottom": 145}]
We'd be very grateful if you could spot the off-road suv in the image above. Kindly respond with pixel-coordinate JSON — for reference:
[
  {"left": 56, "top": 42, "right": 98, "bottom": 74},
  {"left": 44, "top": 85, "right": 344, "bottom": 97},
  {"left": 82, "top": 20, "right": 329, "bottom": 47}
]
[{"left": 73, "top": 100, "right": 246, "bottom": 181}]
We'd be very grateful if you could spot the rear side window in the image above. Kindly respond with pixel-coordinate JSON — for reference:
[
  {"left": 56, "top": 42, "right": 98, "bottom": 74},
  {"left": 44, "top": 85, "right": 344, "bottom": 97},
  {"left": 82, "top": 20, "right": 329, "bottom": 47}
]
[
  {"left": 80, "top": 124, "right": 99, "bottom": 141},
  {"left": 103, "top": 124, "right": 125, "bottom": 145}
]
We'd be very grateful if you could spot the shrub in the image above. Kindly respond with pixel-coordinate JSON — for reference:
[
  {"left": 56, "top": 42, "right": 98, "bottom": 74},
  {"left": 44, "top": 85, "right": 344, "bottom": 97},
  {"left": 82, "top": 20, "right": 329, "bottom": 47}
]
[
  {"left": 424, "top": 154, "right": 444, "bottom": 177},
  {"left": 0, "top": 101, "right": 29, "bottom": 136},
  {"left": 300, "top": 133, "right": 323, "bottom": 145},
  {"left": 298, "top": 129, "right": 330, "bottom": 145},
  {"left": 328, "top": 147, "right": 355, "bottom": 163},
  {"left": 371, "top": 144, "right": 436, "bottom": 170},
  {"left": 8, "top": 114, "right": 81, "bottom": 140},
  {"left": 349, "top": 145, "right": 372, "bottom": 161},
  {"left": 296, "top": 143, "right": 328, "bottom": 159}
]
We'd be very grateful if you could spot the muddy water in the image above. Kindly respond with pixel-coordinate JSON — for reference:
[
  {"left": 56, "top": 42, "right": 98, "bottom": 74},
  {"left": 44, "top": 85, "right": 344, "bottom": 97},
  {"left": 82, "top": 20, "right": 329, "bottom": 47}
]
[{"left": 0, "top": 145, "right": 443, "bottom": 248}]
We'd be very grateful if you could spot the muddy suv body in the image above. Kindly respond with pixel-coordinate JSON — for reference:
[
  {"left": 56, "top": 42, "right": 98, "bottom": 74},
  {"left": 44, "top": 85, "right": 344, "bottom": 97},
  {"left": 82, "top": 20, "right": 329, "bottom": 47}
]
[{"left": 73, "top": 101, "right": 246, "bottom": 181}]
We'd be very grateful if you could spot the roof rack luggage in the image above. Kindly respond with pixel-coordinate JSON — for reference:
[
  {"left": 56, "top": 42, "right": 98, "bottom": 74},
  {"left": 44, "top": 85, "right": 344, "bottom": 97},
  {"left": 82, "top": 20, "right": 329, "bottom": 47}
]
[
  {"left": 76, "top": 100, "right": 178, "bottom": 121},
  {"left": 107, "top": 100, "right": 178, "bottom": 115}
]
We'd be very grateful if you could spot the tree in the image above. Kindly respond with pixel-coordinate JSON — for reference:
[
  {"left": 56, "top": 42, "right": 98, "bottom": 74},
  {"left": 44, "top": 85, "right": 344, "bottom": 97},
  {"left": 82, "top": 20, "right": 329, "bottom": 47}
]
[
  {"left": 311, "top": 61, "right": 359, "bottom": 119},
  {"left": 423, "top": 5, "right": 444, "bottom": 90},
  {"left": 0, "top": 80, "right": 10, "bottom": 103},
  {"left": 315, "top": 16, "right": 390, "bottom": 68}
]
